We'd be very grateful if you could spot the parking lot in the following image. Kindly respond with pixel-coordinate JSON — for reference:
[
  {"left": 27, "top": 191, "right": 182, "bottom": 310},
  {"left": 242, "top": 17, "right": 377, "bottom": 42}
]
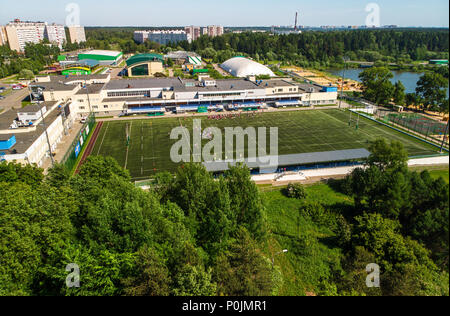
[{"left": 0, "top": 85, "right": 30, "bottom": 113}]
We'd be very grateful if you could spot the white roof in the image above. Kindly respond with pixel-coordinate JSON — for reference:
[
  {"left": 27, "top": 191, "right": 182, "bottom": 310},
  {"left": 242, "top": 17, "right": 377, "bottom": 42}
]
[
  {"left": 82, "top": 50, "right": 122, "bottom": 57},
  {"left": 220, "top": 57, "right": 275, "bottom": 78}
]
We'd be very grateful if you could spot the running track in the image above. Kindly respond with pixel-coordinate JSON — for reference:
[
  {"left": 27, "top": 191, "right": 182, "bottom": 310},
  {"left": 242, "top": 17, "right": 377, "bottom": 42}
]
[{"left": 75, "top": 122, "right": 104, "bottom": 174}]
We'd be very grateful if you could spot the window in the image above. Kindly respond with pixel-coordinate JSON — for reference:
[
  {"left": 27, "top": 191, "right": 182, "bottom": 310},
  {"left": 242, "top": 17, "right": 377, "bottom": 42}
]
[
  {"left": 131, "top": 64, "right": 149, "bottom": 77},
  {"left": 107, "top": 90, "right": 152, "bottom": 98},
  {"left": 79, "top": 106, "right": 86, "bottom": 110},
  {"left": 93, "top": 106, "right": 98, "bottom": 109},
  {"left": 77, "top": 99, "right": 84, "bottom": 102},
  {"left": 104, "top": 105, "right": 109, "bottom": 109}
]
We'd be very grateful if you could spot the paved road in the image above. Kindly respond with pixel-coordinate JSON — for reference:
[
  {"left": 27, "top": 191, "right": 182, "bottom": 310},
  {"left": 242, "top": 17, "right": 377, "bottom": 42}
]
[
  {"left": 0, "top": 88, "right": 29, "bottom": 114},
  {"left": 213, "top": 63, "right": 230, "bottom": 77}
]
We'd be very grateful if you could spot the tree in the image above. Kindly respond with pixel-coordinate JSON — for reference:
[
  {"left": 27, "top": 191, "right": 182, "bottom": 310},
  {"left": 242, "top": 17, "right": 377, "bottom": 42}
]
[
  {"left": 18, "top": 69, "right": 35, "bottom": 79},
  {"left": 173, "top": 265, "right": 217, "bottom": 296},
  {"left": 122, "top": 246, "right": 171, "bottom": 296},
  {"left": 405, "top": 93, "right": 421, "bottom": 109},
  {"left": 393, "top": 81, "right": 406, "bottom": 106},
  {"left": 415, "top": 72, "right": 448, "bottom": 112},
  {"left": 367, "top": 139, "right": 408, "bottom": 172},
  {"left": 359, "top": 67, "right": 395, "bottom": 106},
  {"left": 213, "top": 228, "right": 274, "bottom": 296},
  {"left": 224, "top": 164, "right": 266, "bottom": 240}
]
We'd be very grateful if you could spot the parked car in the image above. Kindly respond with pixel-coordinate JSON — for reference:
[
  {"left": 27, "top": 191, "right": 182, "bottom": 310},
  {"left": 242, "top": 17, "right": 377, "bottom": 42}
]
[
  {"left": 80, "top": 118, "right": 87, "bottom": 124},
  {"left": 0, "top": 96, "right": 5, "bottom": 100},
  {"left": 12, "top": 84, "right": 23, "bottom": 90}
]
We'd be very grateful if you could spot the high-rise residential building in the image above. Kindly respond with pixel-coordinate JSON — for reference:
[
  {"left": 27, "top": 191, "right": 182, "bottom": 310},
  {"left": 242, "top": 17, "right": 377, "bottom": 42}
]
[
  {"left": 133, "top": 31, "right": 148, "bottom": 44},
  {"left": 6, "top": 19, "right": 47, "bottom": 52},
  {"left": 68, "top": 25, "right": 86, "bottom": 44},
  {"left": 0, "top": 26, "right": 8, "bottom": 46},
  {"left": 45, "top": 23, "right": 67, "bottom": 48},
  {"left": 185, "top": 26, "right": 201, "bottom": 42},
  {"left": 5, "top": 19, "right": 66, "bottom": 52},
  {"left": 201, "top": 27, "right": 208, "bottom": 36},
  {"left": 207, "top": 25, "right": 224, "bottom": 37},
  {"left": 134, "top": 30, "right": 190, "bottom": 45}
]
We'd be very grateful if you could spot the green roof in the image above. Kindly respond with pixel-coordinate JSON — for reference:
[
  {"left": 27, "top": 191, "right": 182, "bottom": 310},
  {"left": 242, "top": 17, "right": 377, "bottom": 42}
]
[{"left": 126, "top": 53, "right": 164, "bottom": 67}]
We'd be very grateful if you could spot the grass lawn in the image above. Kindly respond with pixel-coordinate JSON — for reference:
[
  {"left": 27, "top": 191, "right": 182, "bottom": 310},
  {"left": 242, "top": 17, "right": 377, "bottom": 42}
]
[
  {"left": 409, "top": 165, "right": 449, "bottom": 184},
  {"left": 262, "top": 183, "right": 353, "bottom": 295},
  {"left": 91, "top": 109, "right": 441, "bottom": 180}
]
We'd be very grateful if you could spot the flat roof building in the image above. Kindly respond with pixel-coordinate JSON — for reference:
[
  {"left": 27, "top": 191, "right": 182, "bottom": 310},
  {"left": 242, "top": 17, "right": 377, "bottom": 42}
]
[
  {"left": 0, "top": 101, "right": 69, "bottom": 167},
  {"left": 78, "top": 50, "right": 123, "bottom": 66},
  {"left": 31, "top": 73, "right": 337, "bottom": 118}
]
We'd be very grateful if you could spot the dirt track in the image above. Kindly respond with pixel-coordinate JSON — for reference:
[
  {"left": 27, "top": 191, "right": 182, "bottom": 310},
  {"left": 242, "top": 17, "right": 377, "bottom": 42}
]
[{"left": 75, "top": 122, "right": 104, "bottom": 174}]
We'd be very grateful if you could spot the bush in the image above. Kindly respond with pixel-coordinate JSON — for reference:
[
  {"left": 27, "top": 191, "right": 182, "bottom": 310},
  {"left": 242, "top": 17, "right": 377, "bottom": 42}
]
[{"left": 285, "top": 183, "right": 307, "bottom": 200}]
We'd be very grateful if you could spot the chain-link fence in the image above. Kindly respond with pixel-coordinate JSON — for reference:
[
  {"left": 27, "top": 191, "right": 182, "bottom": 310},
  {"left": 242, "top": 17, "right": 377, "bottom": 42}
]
[
  {"left": 376, "top": 111, "right": 449, "bottom": 146},
  {"left": 61, "top": 114, "right": 96, "bottom": 172}
]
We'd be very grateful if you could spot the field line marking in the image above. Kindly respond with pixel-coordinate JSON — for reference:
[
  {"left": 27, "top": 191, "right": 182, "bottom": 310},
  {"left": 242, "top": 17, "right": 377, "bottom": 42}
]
[
  {"left": 124, "top": 121, "right": 133, "bottom": 169},
  {"left": 96, "top": 122, "right": 109, "bottom": 155}
]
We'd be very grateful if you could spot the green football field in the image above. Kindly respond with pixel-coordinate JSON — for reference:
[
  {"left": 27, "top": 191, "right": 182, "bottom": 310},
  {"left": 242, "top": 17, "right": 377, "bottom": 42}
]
[{"left": 91, "top": 109, "right": 441, "bottom": 180}]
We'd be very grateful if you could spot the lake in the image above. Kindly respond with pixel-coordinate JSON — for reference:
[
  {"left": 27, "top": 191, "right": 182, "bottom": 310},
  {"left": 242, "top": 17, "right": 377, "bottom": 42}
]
[{"left": 327, "top": 68, "right": 449, "bottom": 96}]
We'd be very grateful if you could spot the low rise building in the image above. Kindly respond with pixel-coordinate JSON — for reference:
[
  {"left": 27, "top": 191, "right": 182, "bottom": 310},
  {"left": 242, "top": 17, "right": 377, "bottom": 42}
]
[
  {"left": 30, "top": 74, "right": 337, "bottom": 118},
  {"left": 0, "top": 101, "right": 70, "bottom": 167},
  {"left": 126, "top": 54, "right": 164, "bottom": 77},
  {"left": 78, "top": 50, "right": 123, "bottom": 66}
]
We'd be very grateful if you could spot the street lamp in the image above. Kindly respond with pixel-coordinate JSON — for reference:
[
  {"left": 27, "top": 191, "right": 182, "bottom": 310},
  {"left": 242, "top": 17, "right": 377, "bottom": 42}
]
[{"left": 272, "top": 249, "right": 288, "bottom": 269}]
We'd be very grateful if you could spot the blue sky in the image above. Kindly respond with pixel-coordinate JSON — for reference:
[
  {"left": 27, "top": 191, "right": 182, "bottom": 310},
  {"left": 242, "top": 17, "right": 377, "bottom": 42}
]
[{"left": 0, "top": 0, "right": 448, "bottom": 27}]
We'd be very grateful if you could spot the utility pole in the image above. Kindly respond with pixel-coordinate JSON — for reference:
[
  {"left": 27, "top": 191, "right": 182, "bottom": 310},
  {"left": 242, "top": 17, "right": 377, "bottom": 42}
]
[
  {"left": 84, "top": 78, "right": 93, "bottom": 114},
  {"left": 339, "top": 57, "right": 348, "bottom": 109},
  {"left": 39, "top": 101, "right": 55, "bottom": 167}
]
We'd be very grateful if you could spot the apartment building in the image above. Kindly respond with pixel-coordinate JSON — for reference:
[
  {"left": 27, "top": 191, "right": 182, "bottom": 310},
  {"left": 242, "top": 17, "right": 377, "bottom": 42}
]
[
  {"left": 45, "top": 23, "right": 67, "bottom": 48},
  {"left": 134, "top": 30, "right": 191, "bottom": 45},
  {"left": 185, "top": 26, "right": 201, "bottom": 42},
  {"left": 5, "top": 19, "right": 66, "bottom": 52},
  {"left": 0, "top": 26, "right": 7, "bottom": 46},
  {"left": 207, "top": 25, "right": 224, "bottom": 37},
  {"left": 68, "top": 25, "right": 86, "bottom": 44}
]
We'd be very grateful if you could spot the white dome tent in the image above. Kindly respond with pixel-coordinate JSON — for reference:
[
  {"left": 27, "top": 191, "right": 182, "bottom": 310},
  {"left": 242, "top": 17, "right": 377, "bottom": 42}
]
[{"left": 220, "top": 57, "right": 275, "bottom": 78}]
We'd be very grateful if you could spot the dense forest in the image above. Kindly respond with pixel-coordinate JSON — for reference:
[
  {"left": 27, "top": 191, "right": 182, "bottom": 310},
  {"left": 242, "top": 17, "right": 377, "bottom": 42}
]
[
  {"left": 175, "top": 29, "right": 449, "bottom": 67},
  {"left": 0, "top": 139, "right": 448, "bottom": 296},
  {"left": 62, "top": 28, "right": 450, "bottom": 69}
]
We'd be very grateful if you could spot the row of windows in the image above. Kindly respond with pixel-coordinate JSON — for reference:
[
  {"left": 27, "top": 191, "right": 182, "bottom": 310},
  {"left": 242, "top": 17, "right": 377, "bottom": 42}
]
[
  {"left": 79, "top": 105, "right": 109, "bottom": 110},
  {"left": 107, "top": 90, "right": 152, "bottom": 97},
  {"left": 201, "top": 92, "right": 243, "bottom": 98}
]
